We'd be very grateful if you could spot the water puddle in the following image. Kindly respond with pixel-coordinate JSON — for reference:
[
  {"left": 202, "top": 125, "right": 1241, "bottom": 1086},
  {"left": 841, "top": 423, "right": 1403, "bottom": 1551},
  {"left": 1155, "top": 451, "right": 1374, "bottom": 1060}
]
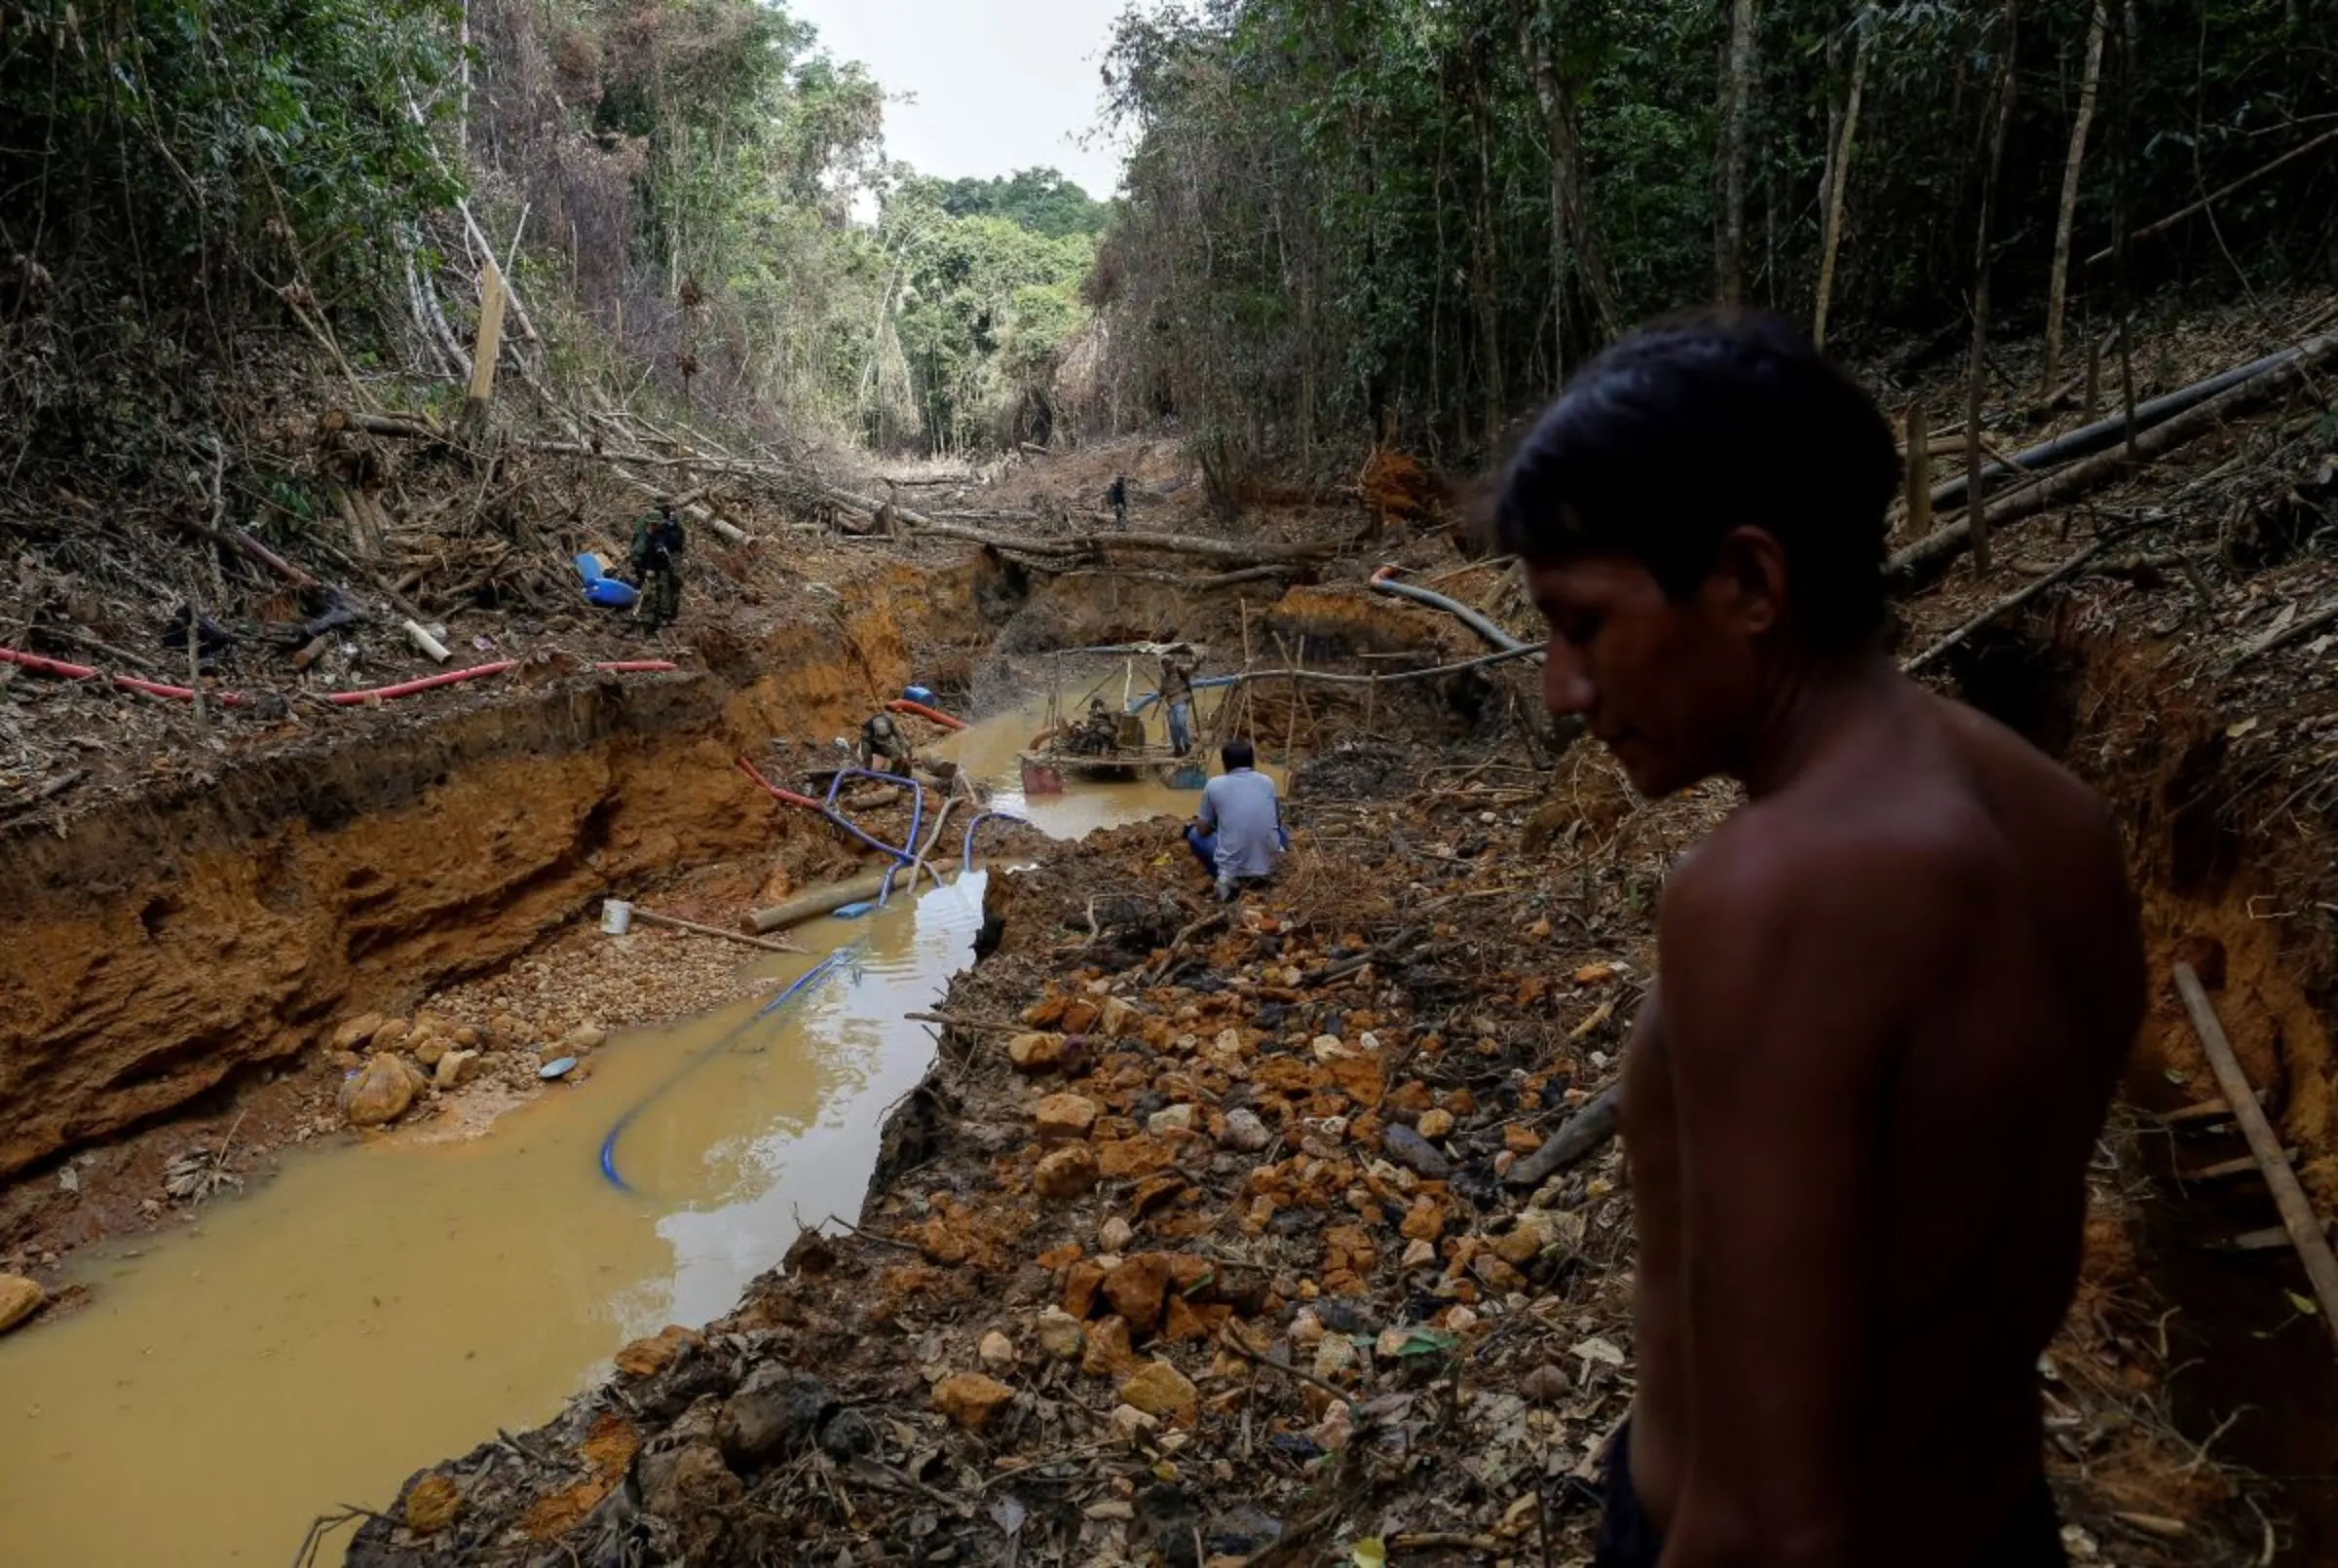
[{"left": 0, "top": 704, "right": 1222, "bottom": 1567}]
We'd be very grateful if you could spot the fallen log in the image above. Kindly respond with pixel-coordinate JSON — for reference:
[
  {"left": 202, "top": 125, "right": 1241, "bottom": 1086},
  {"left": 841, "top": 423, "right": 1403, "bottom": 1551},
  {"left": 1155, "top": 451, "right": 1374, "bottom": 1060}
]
[
  {"left": 2173, "top": 962, "right": 2338, "bottom": 1359},
  {"left": 624, "top": 906, "right": 802, "bottom": 954},
  {"left": 1890, "top": 330, "right": 2338, "bottom": 589},
  {"left": 1924, "top": 332, "right": 2336, "bottom": 518},
  {"left": 1902, "top": 536, "right": 2113, "bottom": 673},
  {"left": 743, "top": 868, "right": 909, "bottom": 935},
  {"left": 1505, "top": 1083, "right": 1622, "bottom": 1187}
]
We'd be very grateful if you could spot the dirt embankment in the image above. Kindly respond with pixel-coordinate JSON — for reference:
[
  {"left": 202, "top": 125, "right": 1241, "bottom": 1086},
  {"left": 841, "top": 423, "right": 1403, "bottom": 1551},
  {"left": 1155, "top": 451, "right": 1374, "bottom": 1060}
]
[{"left": 0, "top": 555, "right": 987, "bottom": 1180}]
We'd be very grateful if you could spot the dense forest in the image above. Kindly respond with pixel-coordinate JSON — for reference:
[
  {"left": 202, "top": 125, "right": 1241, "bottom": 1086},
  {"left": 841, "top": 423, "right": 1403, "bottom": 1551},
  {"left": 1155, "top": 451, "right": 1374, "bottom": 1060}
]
[
  {"left": 0, "top": 0, "right": 1103, "bottom": 471},
  {"left": 1087, "top": 0, "right": 2338, "bottom": 470},
  {"left": 3, "top": 0, "right": 2335, "bottom": 481}
]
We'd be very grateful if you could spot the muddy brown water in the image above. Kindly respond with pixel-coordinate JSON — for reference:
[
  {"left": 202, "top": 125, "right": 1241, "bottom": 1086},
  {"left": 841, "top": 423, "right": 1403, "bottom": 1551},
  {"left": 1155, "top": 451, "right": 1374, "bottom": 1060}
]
[{"left": 0, "top": 707, "right": 1237, "bottom": 1566}]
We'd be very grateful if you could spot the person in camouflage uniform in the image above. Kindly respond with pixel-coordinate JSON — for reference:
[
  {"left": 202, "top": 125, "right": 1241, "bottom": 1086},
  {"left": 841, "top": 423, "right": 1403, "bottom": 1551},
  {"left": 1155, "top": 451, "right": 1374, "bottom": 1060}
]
[{"left": 629, "top": 503, "right": 687, "bottom": 630}]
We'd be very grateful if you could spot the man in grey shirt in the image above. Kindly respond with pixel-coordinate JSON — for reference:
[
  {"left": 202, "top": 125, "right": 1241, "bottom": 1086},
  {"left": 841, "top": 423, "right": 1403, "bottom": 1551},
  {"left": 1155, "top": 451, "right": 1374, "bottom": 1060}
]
[{"left": 1185, "top": 738, "right": 1289, "bottom": 900}]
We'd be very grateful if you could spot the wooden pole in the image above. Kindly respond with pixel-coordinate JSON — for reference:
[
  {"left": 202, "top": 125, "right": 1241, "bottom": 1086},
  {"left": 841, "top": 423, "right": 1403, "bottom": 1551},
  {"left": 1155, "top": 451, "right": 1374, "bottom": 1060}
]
[
  {"left": 1904, "top": 405, "right": 1933, "bottom": 539},
  {"left": 462, "top": 259, "right": 509, "bottom": 434},
  {"left": 625, "top": 906, "right": 802, "bottom": 954},
  {"left": 2173, "top": 962, "right": 2338, "bottom": 1358}
]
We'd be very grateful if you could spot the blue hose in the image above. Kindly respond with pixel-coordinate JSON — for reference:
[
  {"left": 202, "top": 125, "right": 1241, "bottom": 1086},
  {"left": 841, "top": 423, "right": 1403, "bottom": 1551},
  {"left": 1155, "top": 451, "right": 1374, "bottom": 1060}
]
[
  {"left": 822, "top": 767, "right": 923, "bottom": 869},
  {"left": 962, "top": 810, "right": 1030, "bottom": 874},
  {"left": 596, "top": 946, "right": 859, "bottom": 1193}
]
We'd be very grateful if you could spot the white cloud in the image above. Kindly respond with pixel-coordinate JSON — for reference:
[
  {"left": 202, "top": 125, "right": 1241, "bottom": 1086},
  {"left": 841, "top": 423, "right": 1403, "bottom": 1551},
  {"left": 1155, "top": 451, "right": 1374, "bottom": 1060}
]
[{"left": 790, "top": 0, "right": 1132, "bottom": 201}]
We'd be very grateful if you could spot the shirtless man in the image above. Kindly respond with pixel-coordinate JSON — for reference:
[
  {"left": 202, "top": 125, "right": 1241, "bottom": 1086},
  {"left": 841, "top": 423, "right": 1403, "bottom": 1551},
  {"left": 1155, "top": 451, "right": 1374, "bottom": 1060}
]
[{"left": 1495, "top": 312, "right": 2143, "bottom": 1568}]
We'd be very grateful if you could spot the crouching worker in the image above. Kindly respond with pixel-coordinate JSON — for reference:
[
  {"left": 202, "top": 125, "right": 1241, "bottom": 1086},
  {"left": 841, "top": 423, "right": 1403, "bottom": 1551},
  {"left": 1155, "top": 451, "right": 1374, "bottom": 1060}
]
[
  {"left": 858, "top": 711, "right": 916, "bottom": 778},
  {"left": 1184, "top": 738, "right": 1289, "bottom": 901}
]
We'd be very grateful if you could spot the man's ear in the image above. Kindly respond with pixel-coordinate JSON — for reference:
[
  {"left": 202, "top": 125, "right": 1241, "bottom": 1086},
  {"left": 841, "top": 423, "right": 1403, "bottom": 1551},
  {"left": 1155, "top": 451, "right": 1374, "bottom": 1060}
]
[{"left": 1712, "top": 525, "right": 1789, "bottom": 636}]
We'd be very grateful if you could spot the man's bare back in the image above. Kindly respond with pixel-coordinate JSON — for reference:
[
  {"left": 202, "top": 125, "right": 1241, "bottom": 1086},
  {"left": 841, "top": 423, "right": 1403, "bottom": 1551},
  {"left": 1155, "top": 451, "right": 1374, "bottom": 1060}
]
[
  {"left": 1622, "top": 669, "right": 2140, "bottom": 1565},
  {"left": 1494, "top": 311, "right": 2144, "bottom": 1566}
]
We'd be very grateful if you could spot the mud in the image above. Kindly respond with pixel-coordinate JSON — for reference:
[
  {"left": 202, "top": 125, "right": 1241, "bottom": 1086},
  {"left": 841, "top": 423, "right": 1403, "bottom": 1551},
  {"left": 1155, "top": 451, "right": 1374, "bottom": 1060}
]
[{"left": 0, "top": 558, "right": 983, "bottom": 1178}]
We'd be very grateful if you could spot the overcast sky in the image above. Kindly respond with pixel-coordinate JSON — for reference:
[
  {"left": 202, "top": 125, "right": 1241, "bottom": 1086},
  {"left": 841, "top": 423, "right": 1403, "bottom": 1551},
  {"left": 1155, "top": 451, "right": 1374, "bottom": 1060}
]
[{"left": 790, "top": 0, "right": 1134, "bottom": 201}]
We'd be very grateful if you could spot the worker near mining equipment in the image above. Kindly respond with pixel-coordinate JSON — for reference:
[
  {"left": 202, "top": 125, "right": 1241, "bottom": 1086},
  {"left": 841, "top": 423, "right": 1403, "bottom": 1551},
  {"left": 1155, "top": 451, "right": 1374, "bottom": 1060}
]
[
  {"left": 1159, "top": 651, "right": 1197, "bottom": 757},
  {"left": 1106, "top": 472, "right": 1129, "bottom": 528},
  {"left": 1067, "top": 694, "right": 1120, "bottom": 756},
  {"left": 628, "top": 502, "right": 687, "bottom": 631},
  {"left": 858, "top": 711, "right": 916, "bottom": 778},
  {"left": 1185, "top": 737, "right": 1289, "bottom": 902},
  {"left": 1497, "top": 308, "right": 2140, "bottom": 1568}
]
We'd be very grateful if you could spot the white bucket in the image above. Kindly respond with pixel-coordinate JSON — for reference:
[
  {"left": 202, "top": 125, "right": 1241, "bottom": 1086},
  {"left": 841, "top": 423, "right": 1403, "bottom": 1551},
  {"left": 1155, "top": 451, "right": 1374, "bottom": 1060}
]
[{"left": 600, "top": 899, "right": 633, "bottom": 936}]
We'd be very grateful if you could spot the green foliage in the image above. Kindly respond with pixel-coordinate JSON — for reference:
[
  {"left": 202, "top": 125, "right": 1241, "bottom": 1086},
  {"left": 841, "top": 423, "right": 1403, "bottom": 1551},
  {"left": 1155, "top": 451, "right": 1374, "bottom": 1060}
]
[
  {"left": 0, "top": 0, "right": 462, "bottom": 310},
  {"left": 879, "top": 190, "right": 1098, "bottom": 453},
  {"left": 912, "top": 168, "right": 1113, "bottom": 238},
  {"left": 1094, "top": 0, "right": 2338, "bottom": 467}
]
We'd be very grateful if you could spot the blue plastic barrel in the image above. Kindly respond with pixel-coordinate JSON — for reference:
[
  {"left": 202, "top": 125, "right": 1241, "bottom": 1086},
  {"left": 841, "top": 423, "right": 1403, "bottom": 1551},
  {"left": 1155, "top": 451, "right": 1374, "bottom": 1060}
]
[{"left": 903, "top": 685, "right": 935, "bottom": 705}]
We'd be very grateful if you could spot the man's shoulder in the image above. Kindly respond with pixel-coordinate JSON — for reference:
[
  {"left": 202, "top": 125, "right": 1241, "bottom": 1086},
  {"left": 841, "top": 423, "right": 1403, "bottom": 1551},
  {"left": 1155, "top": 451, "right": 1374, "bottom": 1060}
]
[{"left": 1666, "top": 793, "right": 2002, "bottom": 949}]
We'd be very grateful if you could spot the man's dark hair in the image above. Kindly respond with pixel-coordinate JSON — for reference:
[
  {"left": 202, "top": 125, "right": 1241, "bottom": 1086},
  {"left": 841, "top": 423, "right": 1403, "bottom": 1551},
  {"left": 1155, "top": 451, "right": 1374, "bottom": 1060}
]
[
  {"left": 1223, "top": 737, "right": 1256, "bottom": 770},
  {"left": 1495, "top": 310, "right": 1901, "bottom": 653}
]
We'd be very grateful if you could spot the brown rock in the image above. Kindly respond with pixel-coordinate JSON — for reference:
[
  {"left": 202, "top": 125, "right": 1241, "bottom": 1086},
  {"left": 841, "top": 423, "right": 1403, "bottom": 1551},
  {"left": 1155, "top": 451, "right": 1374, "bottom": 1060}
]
[
  {"left": 434, "top": 1049, "right": 483, "bottom": 1090},
  {"left": 1495, "top": 1218, "right": 1551, "bottom": 1267},
  {"left": 489, "top": 1012, "right": 524, "bottom": 1047},
  {"left": 1099, "top": 1216, "right": 1135, "bottom": 1252},
  {"left": 1503, "top": 1124, "right": 1545, "bottom": 1155},
  {"left": 330, "top": 1013, "right": 387, "bottom": 1053},
  {"left": 1101, "top": 996, "right": 1143, "bottom": 1039},
  {"left": 932, "top": 1371, "right": 1017, "bottom": 1431},
  {"left": 1060, "top": 999, "right": 1102, "bottom": 1034},
  {"left": 1522, "top": 1363, "right": 1573, "bottom": 1404},
  {"left": 1163, "top": 1295, "right": 1230, "bottom": 1343},
  {"left": 410, "top": 1031, "right": 449, "bottom": 1069},
  {"left": 403, "top": 1473, "right": 462, "bottom": 1535},
  {"left": 1034, "top": 1093, "right": 1101, "bottom": 1141},
  {"left": 339, "top": 1053, "right": 422, "bottom": 1128},
  {"left": 614, "top": 1325, "right": 700, "bottom": 1379},
  {"left": 1035, "top": 1144, "right": 1100, "bottom": 1199},
  {"left": 1104, "top": 1252, "right": 1174, "bottom": 1336},
  {"left": 1096, "top": 1136, "right": 1175, "bottom": 1180},
  {"left": 1008, "top": 1032, "right": 1071, "bottom": 1072},
  {"left": 1472, "top": 1253, "right": 1529, "bottom": 1294},
  {"left": 452, "top": 1025, "right": 481, "bottom": 1050},
  {"left": 1082, "top": 1315, "right": 1141, "bottom": 1377},
  {"left": 1118, "top": 1360, "right": 1198, "bottom": 1420},
  {"left": 371, "top": 1019, "right": 413, "bottom": 1053},
  {"left": 0, "top": 1274, "right": 46, "bottom": 1334},
  {"left": 1037, "top": 1307, "right": 1086, "bottom": 1360},
  {"left": 1023, "top": 995, "right": 1073, "bottom": 1029},
  {"left": 1064, "top": 1260, "right": 1110, "bottom": 1318},
  {"left": 979, "top": 1330, "right": 1017, "bottom": 1369},
  {"left": 1415, "top": 1107, "right": 1455, "bottom": 1139}
]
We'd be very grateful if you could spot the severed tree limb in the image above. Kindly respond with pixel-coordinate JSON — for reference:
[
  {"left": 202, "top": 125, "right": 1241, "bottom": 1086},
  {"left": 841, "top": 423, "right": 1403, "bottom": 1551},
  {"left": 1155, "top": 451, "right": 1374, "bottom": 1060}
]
[
  {"left": 1504, "top": 1083, "right": 1622, "bottom": 1187},
  {"left": 1903, "top": 536, "right": 2112, "bottom": 672},
  {"left": 2173, "top": 963, "right": 2338, "bottom": 1359},
  {"left": 1890, "top": 329, "right": 2338, "bottom": 590}
]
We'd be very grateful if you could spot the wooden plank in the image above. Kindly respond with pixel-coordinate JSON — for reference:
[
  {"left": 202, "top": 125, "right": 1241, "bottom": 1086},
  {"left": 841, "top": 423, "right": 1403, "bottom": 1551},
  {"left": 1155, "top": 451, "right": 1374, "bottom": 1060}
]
[
  {"left": 2179, "top": 1149, "right": 2300, "bottom": 1182},
  {"left": 1904, "top": 406, "right": 1932, "bottom": 539},
  {"left": 467, "top": 259, "right": 508, "bottom": 410},
  {"left": 2174, "top": 962, "right": 2338, "bottom": 1358}
]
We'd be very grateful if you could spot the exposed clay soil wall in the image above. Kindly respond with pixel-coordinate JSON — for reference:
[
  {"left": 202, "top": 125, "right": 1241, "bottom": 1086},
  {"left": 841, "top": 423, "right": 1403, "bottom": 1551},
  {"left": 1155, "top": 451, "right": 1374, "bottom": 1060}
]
[{"left": 0, "top": 561, "right": 977, "bottom": 1176}]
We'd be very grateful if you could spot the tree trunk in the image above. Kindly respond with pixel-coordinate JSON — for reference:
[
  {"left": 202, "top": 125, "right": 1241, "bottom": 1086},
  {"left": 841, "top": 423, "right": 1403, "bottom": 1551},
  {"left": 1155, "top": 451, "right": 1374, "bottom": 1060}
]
[
  {"left": 1964, "top": 0, "right": 2019, "bottom": 575},
  {"left": 1813, "top": 15, "right": 1873, "bottom": 351},
  {"left": 1716, "top": 0, "right": 1758, "bottom": 304},
  {"left": 2043, "top": 0, "right": 2107, "bottom": 392},
  {"left": 1470, "top": 71, "right": 1506, "bottom": 439},
  {"left": 1520, "top": 0, "right": 1623, "bottom": 354}
]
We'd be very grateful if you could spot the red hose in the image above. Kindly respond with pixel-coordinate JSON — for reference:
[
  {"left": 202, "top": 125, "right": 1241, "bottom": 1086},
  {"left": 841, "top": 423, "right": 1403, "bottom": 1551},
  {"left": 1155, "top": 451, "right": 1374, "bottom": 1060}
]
[
  {"left": 886, "top": 697, "right": 967, "bottom": 730},
  {"left": 325, "top": 660, "right": 517, "bottom": 705},
  {"left": 735, "top": 755, "right": 823, "bottom": 810},
  {"left": 0, "top": 648, "right": 99, "bottom": 679}
]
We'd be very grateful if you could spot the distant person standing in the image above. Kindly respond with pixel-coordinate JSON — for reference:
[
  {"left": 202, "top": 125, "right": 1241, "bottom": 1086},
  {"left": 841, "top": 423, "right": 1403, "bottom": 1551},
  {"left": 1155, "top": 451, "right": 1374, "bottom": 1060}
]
[
  {"left": 628, "top": 502, "right": 686, "bottom": 631},
  {"left": 1185, "top": 738, "right": 1288, "bottom": 901},
  {"left": 1160, "top": 650, "right": 1197, "bottom": 757},
  {"left": 1106, "top": 473, "right": 1129, "bottom": 528}
]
